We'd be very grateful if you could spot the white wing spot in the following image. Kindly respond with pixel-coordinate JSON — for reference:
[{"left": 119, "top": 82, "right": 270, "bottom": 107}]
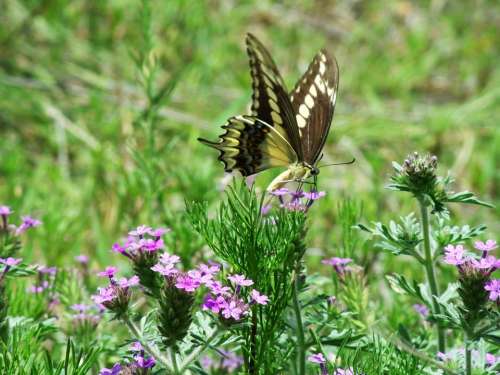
[
  {"left": 331, "top": 91, "right": 337, "bottom": 105},
  {"left": 296, "top": 114, "right": 307, "bottom": 128},
  {"left": 310, "top": 84, "right": 317, "bottom": 97},
  {"left": 315, "top": 75, "right": 326, "bottom": 93},
  {"left": 299, "top": 104, "right": 310, "bottom": 118},
  {"left": 305, "top": 94, "right": 314, "bottom": 108},
  {"left": 271, "top": 111, "right": 283, "bottom": 125},
  {"left": 319, "top": 62, "right": 326, "bottom": 75}
]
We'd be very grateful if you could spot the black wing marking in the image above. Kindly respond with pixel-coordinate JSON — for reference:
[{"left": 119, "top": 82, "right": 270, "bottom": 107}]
[
  {"left": 246, "top": 33, "right": 304, "bottom": 161},
  {"left": 198, "top": 115, "right": 297, "bottom": 176},
  {"left": 290, "top": 49, "right": 339, "bottom": 165}
]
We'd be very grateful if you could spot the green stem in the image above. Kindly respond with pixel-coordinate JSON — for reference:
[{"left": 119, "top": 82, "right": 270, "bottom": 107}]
[
  {"left": 170, "top": 348, "right": 179, "bottom": 374},
  {"left": 122, "top": 315, "right": 172, "bottom": 372},
  {"left": 292, "top": 270, "right": 306, "bottom": 375},
  {"left": 418, "top": 201, "right": 445, "bottom": 353},
  {"left": 465, "top": 332, "right": 472, "bottom": 375},
  {"left": 178, "top": 327, "right": 221, "bottom": 372}
]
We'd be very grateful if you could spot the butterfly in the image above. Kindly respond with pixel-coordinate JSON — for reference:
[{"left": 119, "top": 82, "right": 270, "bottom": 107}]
[{"left": 198, "top": 33, "right": 340, "bottom": 192}]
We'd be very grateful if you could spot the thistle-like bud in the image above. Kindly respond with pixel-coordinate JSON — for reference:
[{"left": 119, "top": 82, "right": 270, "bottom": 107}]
[
  {"left": 92, "top": 274, "right": 139, "bottom": 318},
  {"left": 390, "top": 152, "right": 449, "bottom": 212},
  {"left": 157, "top": 275, "right": 195, "bottom": 348},
  {"left": 112, "top": 226, "right": 169, "bottom": 298},
  {"left": 401, "top": 152, "right": 438, "bottom": 194},
  {"left": 457, "top": 262, "right": 490, "bottom": 325}
]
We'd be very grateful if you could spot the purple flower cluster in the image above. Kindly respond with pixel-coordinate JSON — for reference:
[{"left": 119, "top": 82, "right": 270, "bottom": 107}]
[
  {"left": 443, "top": 240, "right": 499, "bottom": 302},
  {"left": 444, "top": 241, "right": 498, "bottom": 269},
  {"left": 0, "top": 257, "right": 22, "bottom": 283},
  {"left": 149, "top": 249, "right": 269, "bottom": 323},
  {"left": 112, "top": 225, "right": 169, "bottom": 259},
  {"left": 99, "top": 342, "right": 156, "bottom": 374},
  {"left": 129, "top": 341, "right": 156, "bottom": 369},
  {"left": 269, "top": 188, "right": 326, "bottom": 212},
  {"left": 201, "top": 350, "right": 244, "bottom": 373},
  {"left": 307, "top": 353, "right": 362, "bottom": 375},
  {"left": 70, "top": 303, "right": 102, "bottom": 330},
  {"left": 15, "top": 216, "right": 42, "bottom": 236},
  {"left": 412, "top": 303, "right": 429, "bottom": 318},
  {"left": 27, "top": 265, "right": 57, "bottom": 294},
  {"left": 0, "top": 204, "right": 41, "bottom": 235},
  {"left": 485, "top": 279, "right": 500, "bottom": 303},
  {"left": 202, "top": 274, "right": 269, "bottom": 324},
  {"left": 92, "top": 268, "right": 139, "bottom": 315}
]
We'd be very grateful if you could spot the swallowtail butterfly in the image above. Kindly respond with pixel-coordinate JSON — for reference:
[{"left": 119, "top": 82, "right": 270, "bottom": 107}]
[{"left": 199, "top": 33, "right": 340, "bottom": 191}]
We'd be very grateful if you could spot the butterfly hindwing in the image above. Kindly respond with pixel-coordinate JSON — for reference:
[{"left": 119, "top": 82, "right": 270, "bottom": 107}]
[
  {"left": 290, "top": 49, "right": 339, "bottom": 165},
  {"left": 246, "top": 33, "right": 303, "bottom": 161},
  {"left": 198, "top": 115, "right": 297, "bottom": 176}
]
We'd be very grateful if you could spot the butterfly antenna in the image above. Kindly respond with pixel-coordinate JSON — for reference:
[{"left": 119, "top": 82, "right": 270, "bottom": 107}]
[{"left": 318, "top": 158, "right": 356, "bottom": 168}]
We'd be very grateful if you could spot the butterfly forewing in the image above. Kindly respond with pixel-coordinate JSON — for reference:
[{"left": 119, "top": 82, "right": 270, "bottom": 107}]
[
  {"left": 246, "top": 33, "right": 303, "bottom": 161},
  {"left": 290, "top": 49, "right": 339, "bottom": 165}
]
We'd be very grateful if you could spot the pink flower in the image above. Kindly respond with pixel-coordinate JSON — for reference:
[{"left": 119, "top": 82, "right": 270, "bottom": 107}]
[
  {"left": 228, "top": 274, "right": 254, "bottom": 287},
  {"left": 15, "top": 216, "right": 42, "bottom": 235},
  {"left": 117, "top": 275, "right": 139, "bottom": 288},
  {"left": 269, "top": 188, "right": 289, "bottom": 196},
  {"left": 413, "top": 304, "right": 429, "bottom": 318},
  {"left": 74, "top": 255, "right": 89, "bottom": 264},
  {"left": 471, "top": 256, "right": 497, "bottom": 270},
  {"left": 485, "top": 279, "right": 500, "bottom": 302},
  {"left": 198, "top": 263, "right": 220, "bottom": 276},
  {"left": 0, "top": 257, "right": 22, "bottom": 267},
  {"left": 175, "top": 275, "right": 201, "bottom": 292},
  {"left": 188, "top": 269, "right": 213, "bottom": 285},
  {"left": 443, "top": 244, "right": 467, "bottom": 265},
  {"left": 128, "top": 225, "right": 153, "bottom": 237},
  {"left": 151, "top": 263, "right": 178, "bottom": 276},
  {"left": 307, "top": 353, "right": 326, "bottom": 364},
  {"left": 92, "top": 286, "right": 117, "bottom": 304},
  {"left": 202, "top": 295, "right": 226, "bottom": 313},
  {"left": 97, "top": 266, "right": 118, "bottom": 278},
  {"left": 260, "top": 204, "right": 272, "bottom": 215},
  {"left": 221, "top": 299, "right": 247, "bottom": 320},
  {"left": 39, "top": 266, "right": 57, "bottom": 275},
  {"left": 250, "top": 289, "right": 269, "bottom": 305},
  {"left": 130, "top": 341, "right": 143, "bottom": 352},
  {"left": 322, "top": 257, "right": 352, "bottom": 274},
  {"left": 70, "top": 304, "right": 89, "bottom": 312},
  {"left": 303, "top": 191, "right": 326, "bottom": 200},
  {"left": 159, "top": 253, "right": 181, "bottom": 265},
  {"left": 206, "top": 280, "right": 231, "bottom": 296},
  {"left": 151, "top": 227, "right": 170, "bottom": 237},
  {"left": 322, "top": 257, "right": 352, "bottom": 267},
  {"left": 474, "top": 240, "right": 497, "bottom": 253},
  {"left": 0, "top": 206, "right": 12, "bottom": 217}
]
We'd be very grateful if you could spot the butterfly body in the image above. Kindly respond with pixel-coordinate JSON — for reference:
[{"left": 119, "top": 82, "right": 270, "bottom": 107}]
[
  {"left": 199, "top": 33, "right": 339, "bottom": 191},
  {"left": 266, "top": 162, "right": 313, "bottom": 192}
]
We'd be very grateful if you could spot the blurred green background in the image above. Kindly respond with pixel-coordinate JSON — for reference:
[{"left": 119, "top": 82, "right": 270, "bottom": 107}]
[{"left": 0, "top": 0, "right": 498, "bottom": 273}]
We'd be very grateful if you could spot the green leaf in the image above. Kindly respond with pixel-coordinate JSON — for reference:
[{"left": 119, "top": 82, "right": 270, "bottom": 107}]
[{"left": 444, "top": 191, "right": 494, "bottom": 208}]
